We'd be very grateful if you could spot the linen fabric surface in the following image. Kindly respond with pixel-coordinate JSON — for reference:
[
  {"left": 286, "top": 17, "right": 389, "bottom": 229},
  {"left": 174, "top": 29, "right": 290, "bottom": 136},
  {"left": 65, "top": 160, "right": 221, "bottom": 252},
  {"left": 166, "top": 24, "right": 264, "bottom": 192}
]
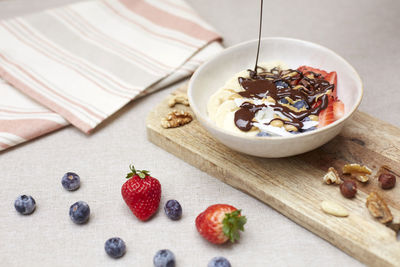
[{"left": 0, "top": 0, "right": 223, "bottom": 151}]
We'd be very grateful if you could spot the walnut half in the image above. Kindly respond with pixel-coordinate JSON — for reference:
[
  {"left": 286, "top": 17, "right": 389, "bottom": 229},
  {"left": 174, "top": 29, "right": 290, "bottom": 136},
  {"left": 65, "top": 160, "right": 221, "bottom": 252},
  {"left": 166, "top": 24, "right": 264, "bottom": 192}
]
[
  {"left": 323, "top": 167, "right": 343, "bottom": 185},
  {"left": 168, "top": 92, "right": 189, "bottom": 107},
  {"left": 366, "top": 192, "right": 393, "bottom": 224},
  {"left": 342, "top": 163, "right": 372, "bottom": 183},
  {"left": 161, "top": 110, "right": 192, "bottom": 129}
]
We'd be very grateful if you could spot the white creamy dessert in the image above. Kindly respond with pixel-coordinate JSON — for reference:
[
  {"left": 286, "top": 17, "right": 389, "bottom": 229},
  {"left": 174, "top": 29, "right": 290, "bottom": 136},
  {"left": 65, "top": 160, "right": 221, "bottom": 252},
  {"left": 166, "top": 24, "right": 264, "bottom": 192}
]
[{"left": 207, "top": 61, "right": 320, "bottom": 137}]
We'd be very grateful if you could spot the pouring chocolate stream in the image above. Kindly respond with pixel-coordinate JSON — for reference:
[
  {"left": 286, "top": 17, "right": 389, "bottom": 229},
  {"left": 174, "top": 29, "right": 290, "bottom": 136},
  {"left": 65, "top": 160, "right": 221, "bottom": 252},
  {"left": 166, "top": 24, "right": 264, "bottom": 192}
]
[{"left": 233, "top": 0, "right": 335, "bottom": 133}]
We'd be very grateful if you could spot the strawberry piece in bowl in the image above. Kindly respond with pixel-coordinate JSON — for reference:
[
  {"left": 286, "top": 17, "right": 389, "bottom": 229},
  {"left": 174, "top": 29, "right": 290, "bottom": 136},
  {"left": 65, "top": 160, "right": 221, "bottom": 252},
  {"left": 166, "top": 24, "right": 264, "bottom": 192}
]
[{"left": 297, "top": 65, "right": 344, "bottom": 128}]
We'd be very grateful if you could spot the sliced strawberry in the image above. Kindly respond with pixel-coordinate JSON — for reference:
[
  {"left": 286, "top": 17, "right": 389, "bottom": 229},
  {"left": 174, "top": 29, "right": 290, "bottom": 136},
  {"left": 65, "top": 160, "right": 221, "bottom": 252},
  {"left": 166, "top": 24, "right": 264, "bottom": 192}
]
[
  {"left": 298, "top": 66, "right": 338, "bottom": 100},
  {"left": 333, "top": 100, "right": 345, "bottom": 120},
  {"left": 318, "top": 100, "right": 335, "bottom": 128},
  {"left": 325, "top": 71, "right": 338, "bottom": 99},
  {"left": 312, "top": 100, "right": 321, "bottom": 109}
]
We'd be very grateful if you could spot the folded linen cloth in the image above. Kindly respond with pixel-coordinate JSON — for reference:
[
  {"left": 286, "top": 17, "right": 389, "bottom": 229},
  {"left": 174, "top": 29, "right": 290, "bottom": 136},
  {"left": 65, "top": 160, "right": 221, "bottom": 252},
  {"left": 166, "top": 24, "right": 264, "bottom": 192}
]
[
  {"left": 0, "top": 0, "right": 223, "bottom": 151},
  {"left": 0, "top": 79, "right": 68, "bottom": 150}
]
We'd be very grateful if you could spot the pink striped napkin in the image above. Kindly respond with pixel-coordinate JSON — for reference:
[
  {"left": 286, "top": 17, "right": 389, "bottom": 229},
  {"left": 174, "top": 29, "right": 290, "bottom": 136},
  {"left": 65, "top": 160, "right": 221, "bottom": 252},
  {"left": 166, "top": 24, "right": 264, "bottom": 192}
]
[
  {"left": 0, "top": 0, "right": 223, "bottom": 151},
  {"left": 0, "top": 79, "right": 68, "bottom": 150}
]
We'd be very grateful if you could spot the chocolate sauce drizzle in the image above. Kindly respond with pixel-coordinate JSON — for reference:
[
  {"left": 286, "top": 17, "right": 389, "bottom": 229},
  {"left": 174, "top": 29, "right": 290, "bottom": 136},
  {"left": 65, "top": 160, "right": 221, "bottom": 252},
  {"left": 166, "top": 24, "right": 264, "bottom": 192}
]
[
  {"left": 233, "top": 0, "right": 333, "bottom": 133},
  {"left": 233, "top": 68, "right": 334, "bottom": 132},
  {"left": 254, "top": 0, "right": 263, "bottom": 73}
]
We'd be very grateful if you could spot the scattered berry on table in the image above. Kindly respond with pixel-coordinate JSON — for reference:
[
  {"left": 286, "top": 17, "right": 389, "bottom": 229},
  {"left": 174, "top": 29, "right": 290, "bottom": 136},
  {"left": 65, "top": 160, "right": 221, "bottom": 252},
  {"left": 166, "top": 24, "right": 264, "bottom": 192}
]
[
  {"left": 105, "top": 237, "right": 126, "bottom": 259},
  {"left": 121, "top": 164, "right": 161, "bottom": 221},
  {"left": 275, "top": 80, "right": 288, "bottom": 89},
  {"left": 61, "top": 172, "right": 81, "bottom": 191},
  {"left": 14, "top": 195, "right": 36, "bottom": 215},
  {"left": 256, "top": 131, "right": 271, "bottom": 137},
  {"left": 164, "top": 200, "right": 182, "bottom": 221},
  {"left": 153, "top": 249, "right": 175, "bottom": 267},
  {"left": 208, "top": 256, "right": 231, "bottom": 267},
  {"left": 196, "top": 204, "right": 247, "bottom": 245},
  {"left": 293, "top": 100, "right": 309, "bottom": 110},
  {"left": 69, "top": 201, "right": 90, "bottom": 224}
]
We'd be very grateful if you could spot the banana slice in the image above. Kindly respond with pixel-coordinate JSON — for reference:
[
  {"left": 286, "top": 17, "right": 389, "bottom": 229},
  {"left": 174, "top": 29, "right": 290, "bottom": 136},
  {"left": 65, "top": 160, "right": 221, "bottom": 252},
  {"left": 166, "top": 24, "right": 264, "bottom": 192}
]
[
  {"left": 207, "top": 88, "right": 235, "bottom": 121},
  {"left": 215, "top": 100, "right": 238, "bottom": 128},
  {"left": 207, "top": 61, "right": 291, "bottom": 135},
  {"left": 224, "top": 70, "right": 250, "bottom": 92}
]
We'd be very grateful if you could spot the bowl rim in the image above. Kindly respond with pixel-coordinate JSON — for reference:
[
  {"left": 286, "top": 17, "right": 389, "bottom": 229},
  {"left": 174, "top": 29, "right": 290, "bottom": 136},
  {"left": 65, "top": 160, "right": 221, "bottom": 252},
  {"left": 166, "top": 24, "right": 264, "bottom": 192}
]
[{"left": 188, "top": 36, "right": 364, "bottom": 141}]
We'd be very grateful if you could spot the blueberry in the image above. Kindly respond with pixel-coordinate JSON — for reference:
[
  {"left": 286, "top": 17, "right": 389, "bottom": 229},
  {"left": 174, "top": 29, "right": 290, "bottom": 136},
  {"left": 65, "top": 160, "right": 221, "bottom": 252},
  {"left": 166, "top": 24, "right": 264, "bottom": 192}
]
[
  {"left": 14, "top": 195, "right": 36, "bottom": 215},
  {"left": 61, "top": 172, "right": 80, "bottom": 191},
  {"left": 290, "top": 131, "right": 301, "bottom": 134},
  {"left": 279, "top": 98, "right": 289, "bottom": 104},
  {"left": 208, "top": 256, "right": 231, "bottom": 267},
  {"left": 69, "top": 201, "right": 90, "bottom": 224},
  {"left": 293, "top": 100, "right": 309, "bottom": 110},
  {"left": 256, "top": 131, "right": 271, "bottom": 137},
  {"left": 274, "top": 80, "right": 288, "bottom": 89},
  {"left": 153, "top": 249, "right": 175, "bottom": 267},
  {"left": 301, "top": 126, "right": 317, "bottom": 133},
  {"left": 164, "top": 200, "right": 182, "bottom": 221},
  {"left": 303, "top": 116, "right": 311, "bottom": 121},
  {"left": 105, "top": 237, "right": 126, "bottom": 259}
]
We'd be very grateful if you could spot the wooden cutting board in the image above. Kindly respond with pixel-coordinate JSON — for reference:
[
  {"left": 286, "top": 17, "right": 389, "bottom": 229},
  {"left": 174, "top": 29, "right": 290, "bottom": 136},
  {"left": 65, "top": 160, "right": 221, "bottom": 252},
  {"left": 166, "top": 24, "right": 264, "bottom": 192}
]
[{"left": 146, "top": 84, "right": 400, "bottom": 267}]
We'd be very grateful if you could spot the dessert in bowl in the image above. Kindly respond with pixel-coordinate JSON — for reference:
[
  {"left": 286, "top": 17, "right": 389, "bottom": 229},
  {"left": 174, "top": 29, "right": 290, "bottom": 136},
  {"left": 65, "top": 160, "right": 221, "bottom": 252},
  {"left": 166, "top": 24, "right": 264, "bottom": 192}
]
[{"left": 188, "top": 37, "right": 363, "bottom": 158}]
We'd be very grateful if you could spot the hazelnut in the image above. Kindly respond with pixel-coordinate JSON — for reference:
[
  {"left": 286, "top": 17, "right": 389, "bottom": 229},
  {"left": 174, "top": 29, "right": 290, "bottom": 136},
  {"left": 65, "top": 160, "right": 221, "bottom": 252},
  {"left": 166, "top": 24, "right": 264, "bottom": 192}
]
[
  {"left": 378, "top": 173, "right": 396, "bottom": 189},
  {"left": 340, "top": 180, "right": 357, "bottom": 198}
]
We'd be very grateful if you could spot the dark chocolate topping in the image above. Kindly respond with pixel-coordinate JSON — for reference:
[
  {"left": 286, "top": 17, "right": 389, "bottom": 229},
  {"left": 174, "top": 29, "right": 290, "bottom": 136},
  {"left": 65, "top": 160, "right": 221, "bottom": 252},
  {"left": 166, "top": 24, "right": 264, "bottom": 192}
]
[{"left": 233, "top": 69, "right": 334, "bottom": 132}]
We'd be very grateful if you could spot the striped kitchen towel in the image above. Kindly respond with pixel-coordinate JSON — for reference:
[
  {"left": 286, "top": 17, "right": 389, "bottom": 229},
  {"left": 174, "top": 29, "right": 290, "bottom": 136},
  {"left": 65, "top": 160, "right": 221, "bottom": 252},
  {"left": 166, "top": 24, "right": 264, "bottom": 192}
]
[
  {"left": 0, "top": 0, "right": 223, "bottom": 151},
  {"left": 0, "top": 79, "right": 68, "bottom": 150}
]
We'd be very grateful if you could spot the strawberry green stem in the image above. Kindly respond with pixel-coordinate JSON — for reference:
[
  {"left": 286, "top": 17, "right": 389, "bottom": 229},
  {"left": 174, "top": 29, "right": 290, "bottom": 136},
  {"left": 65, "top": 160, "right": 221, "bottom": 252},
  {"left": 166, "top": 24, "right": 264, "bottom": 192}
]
[
  {"left": 126, "top": 164, "right": 150, "bottom": 179},
  {"left": 222, "top": 209, "right": 247, "bottom": 243}
]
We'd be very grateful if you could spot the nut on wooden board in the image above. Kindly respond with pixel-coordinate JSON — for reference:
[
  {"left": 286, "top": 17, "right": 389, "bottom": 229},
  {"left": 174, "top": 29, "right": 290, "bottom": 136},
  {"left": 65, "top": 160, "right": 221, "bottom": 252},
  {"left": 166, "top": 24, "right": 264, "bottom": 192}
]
[
  {"left": 168, "top": 92, "right": 189, "bottom": 107},
  {"left": 342, "top": 163, "right": 371, "bottom": 183},
  {"left": 323, "top": 167, "right": 342, "bottom": 185},
  {"left": 161, "top": 110, "right": 192, "bottom": 129},
  {"left": 377, "top": 165, "right": 397, "bottom": 190},
  {"left": 366, "top": 192, "right": 393, "bottom": 224},
  {"left": 321, "top": 200, "right": 349, "bottom": 217}
]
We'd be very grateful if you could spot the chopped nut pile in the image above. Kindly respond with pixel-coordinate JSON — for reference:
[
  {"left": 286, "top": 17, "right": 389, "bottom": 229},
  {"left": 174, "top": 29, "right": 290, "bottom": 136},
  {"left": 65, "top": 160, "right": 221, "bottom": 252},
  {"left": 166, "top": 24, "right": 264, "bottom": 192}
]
[
  {"left": 168, "top": 92, "right": 189, "bottom": 108},
  {"left": 323, "top": 167, "right": 342, "bottom": 185},
  {"left": 161, "top": 110, "right": 192, "bottom": 129},
  {"left": 322, "top": 163, "right": 399, "bottom": 232},
  {"left": 366, "top": 192, "right": 393, "bottom": 224},
  {"left": 342, "top": 163, "right": 372, "bottom": 183}
]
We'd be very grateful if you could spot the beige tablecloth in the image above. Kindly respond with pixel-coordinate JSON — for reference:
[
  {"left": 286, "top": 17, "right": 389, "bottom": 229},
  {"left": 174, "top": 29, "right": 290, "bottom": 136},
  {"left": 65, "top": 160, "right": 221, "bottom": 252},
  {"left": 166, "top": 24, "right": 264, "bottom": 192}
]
[{"left": 1, "top": 0, "right": 399, "bottom": 266}]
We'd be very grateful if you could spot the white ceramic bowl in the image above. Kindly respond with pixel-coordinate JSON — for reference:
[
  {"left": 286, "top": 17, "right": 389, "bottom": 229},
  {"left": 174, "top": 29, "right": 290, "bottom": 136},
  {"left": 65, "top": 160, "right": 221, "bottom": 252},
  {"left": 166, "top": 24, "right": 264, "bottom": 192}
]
[{"left": 188, "top": 37, "right": 363, "bottom": 158}]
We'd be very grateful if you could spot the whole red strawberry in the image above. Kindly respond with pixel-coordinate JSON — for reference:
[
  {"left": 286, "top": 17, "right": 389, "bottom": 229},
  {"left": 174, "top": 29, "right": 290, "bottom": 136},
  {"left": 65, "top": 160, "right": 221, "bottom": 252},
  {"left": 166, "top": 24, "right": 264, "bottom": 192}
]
[
  {"left": 121, "top": 165, "right": 161, "bottom": 221},
  {"left": 195, "top": 204, "right": 246, "bottom": 244}
]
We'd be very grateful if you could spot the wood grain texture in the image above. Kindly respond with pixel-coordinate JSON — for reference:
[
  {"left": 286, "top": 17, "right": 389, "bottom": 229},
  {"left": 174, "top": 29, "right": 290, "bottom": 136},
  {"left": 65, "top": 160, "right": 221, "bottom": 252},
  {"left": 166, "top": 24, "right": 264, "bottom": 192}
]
[{"left": 147, "top": 84, "right": 400, "bottom": 267}]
